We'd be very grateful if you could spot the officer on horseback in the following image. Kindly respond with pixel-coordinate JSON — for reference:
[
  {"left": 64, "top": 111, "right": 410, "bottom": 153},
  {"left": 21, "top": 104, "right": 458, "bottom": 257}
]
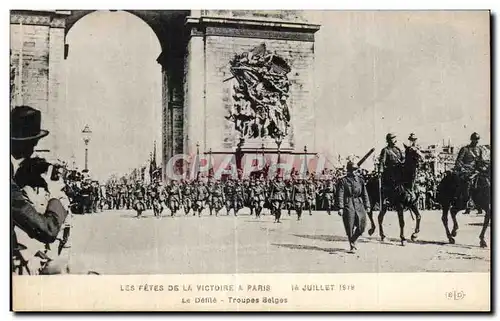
[
  {"left": 378, "top": 133, "right": 404, "bottom": 199},
  {"left": 453, "top": 132, "right": 487, "bottom": 202},
  {"left": 454, "top": 132, "right": 486, "bottom": 173}
]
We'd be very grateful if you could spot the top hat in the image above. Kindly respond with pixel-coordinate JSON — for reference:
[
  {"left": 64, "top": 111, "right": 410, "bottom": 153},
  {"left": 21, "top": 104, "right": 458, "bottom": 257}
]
[
  {"left": 11, "top": 106, "right": 49, "bottom": 141},
  {"left": 408, "top": 133, "right": 417, "bottom": 141}
]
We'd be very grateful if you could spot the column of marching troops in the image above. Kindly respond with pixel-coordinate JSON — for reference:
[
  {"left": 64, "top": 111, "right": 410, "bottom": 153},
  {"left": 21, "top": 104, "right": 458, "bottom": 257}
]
[{"left": 64, "top": 166, "right": 449, "bottom": 219}]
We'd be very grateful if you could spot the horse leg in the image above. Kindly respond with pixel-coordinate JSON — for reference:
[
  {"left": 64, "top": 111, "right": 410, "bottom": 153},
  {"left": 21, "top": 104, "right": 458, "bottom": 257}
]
[
  {"left": 410, "top": 205, "right": 422, "bottom": 242},
  {"left": 441, "top": 205, "right": 454, "bottom": 244},
  {"left": 396, "top": 209, "right": 406, "bottom": 246},
  {"left": 367, "top": 207, "right": 376, "bottom": 236},
  {"left": 378, "top": 204, "right": 388, "bottom": 242},
  {"left": 450, "top": 208, "right": 459, "bottom": 237},
  {"left": 479, "top": 208, "right": 490, "bottom": 248}
]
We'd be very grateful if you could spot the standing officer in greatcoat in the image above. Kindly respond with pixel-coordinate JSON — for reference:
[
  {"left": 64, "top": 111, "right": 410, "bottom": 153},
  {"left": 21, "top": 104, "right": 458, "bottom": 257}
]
[{"left": 337, "top": 161, "right": 371, "bottom": 253}]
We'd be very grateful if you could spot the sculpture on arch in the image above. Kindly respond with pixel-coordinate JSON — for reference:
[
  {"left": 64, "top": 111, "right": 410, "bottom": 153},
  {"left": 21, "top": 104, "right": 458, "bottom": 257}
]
[{"left": 225, "top": 43, "right": 292, "bottom": 145}]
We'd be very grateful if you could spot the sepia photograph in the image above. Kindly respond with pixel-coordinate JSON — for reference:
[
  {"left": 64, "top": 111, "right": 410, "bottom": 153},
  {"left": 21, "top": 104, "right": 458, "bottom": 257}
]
[{"left": 9, "top": 8, "right": 491, "bottom": 311}]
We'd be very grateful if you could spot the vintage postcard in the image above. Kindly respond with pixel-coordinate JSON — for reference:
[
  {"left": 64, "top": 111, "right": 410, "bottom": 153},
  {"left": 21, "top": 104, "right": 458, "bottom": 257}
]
[{"left": 10, "top": 9, "right": 490, "bottom": 311}]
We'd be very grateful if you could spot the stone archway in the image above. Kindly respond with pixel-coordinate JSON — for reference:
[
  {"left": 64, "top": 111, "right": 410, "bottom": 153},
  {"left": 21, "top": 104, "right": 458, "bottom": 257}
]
[
  {"left": 64, "top": 10, "right": 190, "bottom": 180},
  {"left": 10, "top": 10, "right": 320, "bottom": 180},
  {"left": 11, "top": 9, "right": 190, "bottom": 181}
]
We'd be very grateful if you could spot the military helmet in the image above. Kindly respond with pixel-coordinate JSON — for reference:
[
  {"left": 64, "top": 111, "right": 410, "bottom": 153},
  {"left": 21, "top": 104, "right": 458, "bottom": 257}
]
[
  {"left": 470, "top": 132, "right": 480, "bottom": 141},
  {"left": 346, "top": 161, "right": 358, "bottom": 172},
  {"left": 386, "top": 133, "right": 396, "bottom": 142}
]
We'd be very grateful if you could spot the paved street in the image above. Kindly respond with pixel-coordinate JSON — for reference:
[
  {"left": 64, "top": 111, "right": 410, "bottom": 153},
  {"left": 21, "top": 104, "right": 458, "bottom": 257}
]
[{"left": 68, "top": 208, "right": 490, "bottom": 275}]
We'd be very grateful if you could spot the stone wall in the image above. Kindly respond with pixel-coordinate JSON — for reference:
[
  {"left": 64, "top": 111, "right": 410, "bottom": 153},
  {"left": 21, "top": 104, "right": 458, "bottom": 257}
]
[
  {"left": 10, "top": 11, "right": 68, "bottom": 156},
  {"left": 205, "top": 36, "right": 315, "bottom": 153}
]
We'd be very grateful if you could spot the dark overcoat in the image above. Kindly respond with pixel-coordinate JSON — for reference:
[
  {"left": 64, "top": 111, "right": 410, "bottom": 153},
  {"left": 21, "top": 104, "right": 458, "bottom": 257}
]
[{"left": 337, "top": 174, "right": 370, "bottom": 220}]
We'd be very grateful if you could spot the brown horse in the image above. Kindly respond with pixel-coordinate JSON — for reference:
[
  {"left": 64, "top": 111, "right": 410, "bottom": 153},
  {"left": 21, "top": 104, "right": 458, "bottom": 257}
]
[
  {"left": 436, "top": 159, "right": 491, "bottom": 247},
  {"left": 366, "top": 146, "right": 423, "bottom": 246}
]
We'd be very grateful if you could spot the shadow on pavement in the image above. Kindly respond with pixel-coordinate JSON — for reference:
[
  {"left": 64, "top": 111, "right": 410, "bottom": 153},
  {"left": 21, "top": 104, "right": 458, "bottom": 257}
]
[
  {"left": 468, "top": 222, "right": 490, "bottom": 227},
  {"left": 272, "top": 243, "right": 349, "bottom": 255},
  {"left": 441, "top": 251, "right": 487, "bottom": 261},
  {"left": 293, "top": 234, "right": 370, "bottom": 243},
  {"left": 119, "top": 214, "right": 156, "bottom": 219},
  {"left": 412, "top": 239, "right": 476, "bottom": 250}
]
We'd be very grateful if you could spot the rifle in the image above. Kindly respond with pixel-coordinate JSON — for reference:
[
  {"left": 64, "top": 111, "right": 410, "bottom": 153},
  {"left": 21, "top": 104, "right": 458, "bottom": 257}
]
[{"left": 357, "top": 148, "right": 375, "bottom": 168}]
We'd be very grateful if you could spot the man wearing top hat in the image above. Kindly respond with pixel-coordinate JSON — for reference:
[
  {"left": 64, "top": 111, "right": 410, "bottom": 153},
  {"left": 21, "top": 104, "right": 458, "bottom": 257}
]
[
  {"left": 405, "top": 133, "right": 424, "bottom": 188},
  {"left": 11, "top": 105, "right": 70, "bottom": 274}
]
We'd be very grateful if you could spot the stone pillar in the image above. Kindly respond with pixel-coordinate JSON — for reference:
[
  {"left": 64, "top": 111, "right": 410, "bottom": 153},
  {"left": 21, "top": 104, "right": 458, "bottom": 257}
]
[
  {"left": 159, "top": 48, "right": 185, "bottom": 179},
  {"left": 184, "top": 20, "right": 206, "bottom": 155},
  {"left": 48, "top": 20, "right": 66, "bottom": 156},
  {"left": 160, "top": 63, "right": 171, "bottom": 181},
  {"left": 10, "top": 10, "right": 69, "bottom": 159},
  {"left": 184, "top": 14, "right": 320, "bottom": 155}
]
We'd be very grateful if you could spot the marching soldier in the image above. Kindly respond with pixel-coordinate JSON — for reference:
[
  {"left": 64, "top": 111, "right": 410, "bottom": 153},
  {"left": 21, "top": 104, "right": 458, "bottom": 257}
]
[
  {"left": 233, "top": 180, "right": 246, "bottom": 216},
  {"left": 224, "top": 179, "right": 236, "bottom": 216},
  {"left": 90, "top": 180, "right": 100, "bottom": 213},
  {"left": 151, "top": 181, "right": 163, "bottom": 217},
  {"left": 181, "top": 180, "right": 193, "bottom": 215},
  {"left": 167, "top": 180, "right": 182, "bottom": 216},
  {"left": 209, "top": 180, "right": 225, "bottom": 216},
  {"left": 322, "top": 179, "right": 336, "bottom": 215},
  {"left": 111, "top": 184, "right": 119, "bottom": 210},
  {"left": 80, "top": 174, "right": 92, "bottom": 214},
  {"left": 249, "top": 178, "right": 266, "bottom": 218},
  {"left": 305, "top": 178, "right": 317, "bottom": 216},
  {"left": 133, "top": 182, "right": 146, "bottom": 218},
  {"left": 269, "top": 175, "right": 286, "bottom": 223},
  {"left": 337, "top": 161, "right": 371, "bottom": 253},
  {"left": 194, "top": 180, "right": 209, "bottom": 217},
  {"left": 284, "top": 179, "right": 294, "bottom": 215},
  {"left": 119, "top": 183, "right": 128, "bottom": 209},
  {"left": 127, "top": 183, "right": 135, "bottom": 210},
  {"left": 292, "top": 179, "right": 307, "bottom": 221}
]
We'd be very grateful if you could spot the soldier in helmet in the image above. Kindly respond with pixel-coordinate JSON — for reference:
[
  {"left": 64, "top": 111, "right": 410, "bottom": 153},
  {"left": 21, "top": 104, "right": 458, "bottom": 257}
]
[
  {"left": 181, "top": 179, "right": 193, "bottom": 215},
  {"left": 284, "top": 179, "right": 294, "bottom": 216},
  {"left": 378, "top": 133, "right": 404, "bottom": 199},
  {"left": 209, "top": 179, "right": 225, "bottom": 216},
  {"left": 305, "top": 177, "right": 317, "bottom": 216},
  {"left": 321, "top": 179, "right": 336, "bottom": 215},
  {"left": 167, "top": 180, "right": 182, "bottom": 216},
  {"left": 337, "top": 161, "right": 371, "bottom": 253},
  {"left": 133, "top": 182, "right": 146, "bottom": 218},
  {"left": 193, "top": 180, "right": 209, "bottom": 217},
  {"left": 269, "top": 174, "right": 286, "bottom": 223},
  {"left": 292, "top": 178, "right": 307, "bottom": 221},
  {"left": 455, "top": 132, "right": 486, "bottom": 173},
  {"left": 224, "top": 178, "right": 236, "bottom": 216},
  {"left": 453, "top": 132, "right": 488, "bottom": 201}
]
